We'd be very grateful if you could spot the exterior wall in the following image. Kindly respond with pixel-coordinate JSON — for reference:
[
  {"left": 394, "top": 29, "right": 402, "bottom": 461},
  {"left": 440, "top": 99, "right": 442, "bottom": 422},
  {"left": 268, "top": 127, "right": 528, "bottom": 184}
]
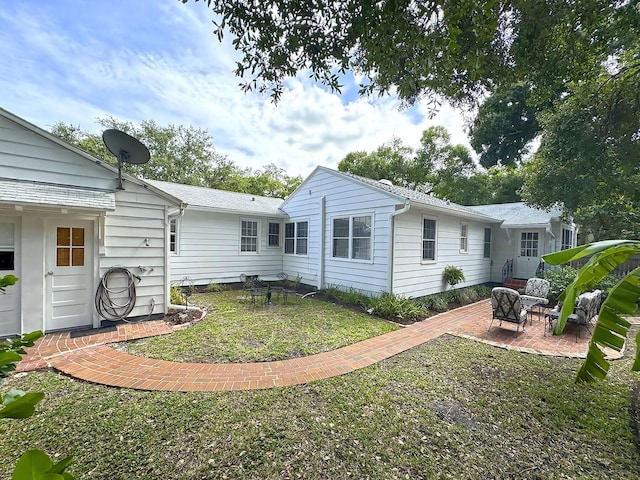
[
  {"left": 392, "top": 209, "right": 493, "bottom": 297},
  {"left": 0, "top": 115, "right": 115, "bottom": 189},
  {"left": 169, "top": 209, "right": 285, "bottom": 285},
  {"left": 282, "top": 169, "right": 397, "bottom": 295},
  {"left": 100, "top": 182, "right": 173, "bottom": 319},
  {"left": 488, "top": 226, "right": 512, "bottom": 283},
  {"left": 0, "top": 114, "right": 176, "bottom": 334}
]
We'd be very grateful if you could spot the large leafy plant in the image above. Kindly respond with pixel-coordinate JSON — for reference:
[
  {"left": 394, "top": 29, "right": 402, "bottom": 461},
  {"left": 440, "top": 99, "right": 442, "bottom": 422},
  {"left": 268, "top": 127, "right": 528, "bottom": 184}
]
[{"left": 543, "top": 240, "right": 640, "bottom": 382}]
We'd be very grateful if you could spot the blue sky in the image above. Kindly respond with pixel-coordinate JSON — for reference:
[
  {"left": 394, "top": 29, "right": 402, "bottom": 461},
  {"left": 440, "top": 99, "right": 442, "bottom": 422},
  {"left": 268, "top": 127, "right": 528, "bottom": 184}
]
[{"left": 0, "top": 0, "right": 473, "bottom": 178}]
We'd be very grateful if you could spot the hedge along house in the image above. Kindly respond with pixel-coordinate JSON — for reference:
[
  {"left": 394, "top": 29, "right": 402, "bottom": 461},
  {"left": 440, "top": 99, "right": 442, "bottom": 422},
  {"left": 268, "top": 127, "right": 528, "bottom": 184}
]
[
  {"left": 468, "top": 202, "right": 576, "bottom": 281},
  {"left": 0, "top": 107, "right": 184, "bottom": 336}
]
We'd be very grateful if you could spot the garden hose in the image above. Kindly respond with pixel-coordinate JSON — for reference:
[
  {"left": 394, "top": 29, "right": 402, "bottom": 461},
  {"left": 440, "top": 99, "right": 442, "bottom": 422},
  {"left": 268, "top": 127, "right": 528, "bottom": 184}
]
[{"left": 95, "top": 266, "right": 140, "bottom": 322}]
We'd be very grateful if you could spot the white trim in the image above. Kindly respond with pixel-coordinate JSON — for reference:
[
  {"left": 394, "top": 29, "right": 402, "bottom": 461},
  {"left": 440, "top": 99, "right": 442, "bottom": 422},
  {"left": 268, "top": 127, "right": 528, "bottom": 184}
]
[
  {"left": 239, "top": 218, "right": 260, "bottom": 255},
  {"left": 421, "top": 215, "right": 438, "bottom": 264},
  {"left": 459, "top": 222, "right": 469, "bottom": 254},
  {"left": 330, "top": 213, "right": 374, "bottom": 264},
  {"left": 284, "top": 217, "right": 310, "bottom": 257}
]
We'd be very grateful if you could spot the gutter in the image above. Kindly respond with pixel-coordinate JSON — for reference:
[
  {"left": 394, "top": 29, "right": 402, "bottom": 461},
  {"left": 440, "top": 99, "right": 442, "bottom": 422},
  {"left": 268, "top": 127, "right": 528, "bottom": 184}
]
[{"left": 387, "top": 199, "right": 411, "bottom": 294}]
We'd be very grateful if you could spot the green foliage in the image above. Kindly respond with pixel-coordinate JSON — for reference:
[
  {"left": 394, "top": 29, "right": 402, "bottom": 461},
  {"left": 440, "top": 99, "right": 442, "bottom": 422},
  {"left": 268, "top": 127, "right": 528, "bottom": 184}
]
[
  {"left": 319, "top": 285, "right": 370, "bottom": 309},
  {"left": 12, "top": 450, "right": 74, "bottom": 480},
  {"left": 445, "top": 288, "right": 471, "bottom": 305},
  {"left": 543, "top": 240, "right": 640, "bottom": 382},
  {"left": 169, "top": 284, "right": 184, "bottom": 306},
  {"left": 205, "top": 281, "right": 228, "bottom": 293},
  {"left": 442, "top": 265, "right": 465, "bottom": 286},
  {"left": 369, "top": 293, "right": 424, "bottom": 322},
  {"left": 470, "top": 84, "right": 543, "bottom": 168},
  {"left": 50, "top": 119, "right": 302, "bottom": 198},
  {"left": 543, "top": 267, "right": 581, "bottom": 304},
  {"left": 0, "top": 274, "right": 18, "bottom": 293}
]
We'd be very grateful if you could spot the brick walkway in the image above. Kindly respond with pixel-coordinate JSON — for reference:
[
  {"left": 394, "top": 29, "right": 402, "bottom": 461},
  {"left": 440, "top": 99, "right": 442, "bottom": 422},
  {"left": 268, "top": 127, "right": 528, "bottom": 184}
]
[{"left": 16, "top": 300, "right": 613, "bottom": 392}]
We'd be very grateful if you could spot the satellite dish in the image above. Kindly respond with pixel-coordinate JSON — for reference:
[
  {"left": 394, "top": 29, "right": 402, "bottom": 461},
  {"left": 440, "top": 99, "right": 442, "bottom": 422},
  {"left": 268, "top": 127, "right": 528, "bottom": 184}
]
[{"left": 102, "top": 129, "right": 150, "bottom": 190}]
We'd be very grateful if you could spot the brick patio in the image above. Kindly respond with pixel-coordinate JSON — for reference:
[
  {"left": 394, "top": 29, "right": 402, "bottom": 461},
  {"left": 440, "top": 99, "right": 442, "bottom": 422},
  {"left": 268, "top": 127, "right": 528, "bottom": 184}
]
[{"left": 15, "top": 300, "right": 617, "bottom": 392}]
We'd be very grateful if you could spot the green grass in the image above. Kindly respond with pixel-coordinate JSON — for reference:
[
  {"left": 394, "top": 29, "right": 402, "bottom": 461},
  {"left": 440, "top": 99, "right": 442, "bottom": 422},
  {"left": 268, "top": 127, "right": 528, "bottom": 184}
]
[
  {"left": 2, "top": 293, "right": 639, "bottom": 479},
  {"left": 1, "top": 333, "right": 639, "bottom": 479},
  {"left": 118, "top": 290, "right": 399, "bottom": 363}
]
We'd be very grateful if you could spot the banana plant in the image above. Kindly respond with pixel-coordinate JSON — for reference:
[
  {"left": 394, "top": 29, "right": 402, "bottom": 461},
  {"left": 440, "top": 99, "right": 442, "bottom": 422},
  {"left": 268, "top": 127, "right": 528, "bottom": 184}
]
[{"left": 542, "top": 240, "right": 640, "bottom": 382}]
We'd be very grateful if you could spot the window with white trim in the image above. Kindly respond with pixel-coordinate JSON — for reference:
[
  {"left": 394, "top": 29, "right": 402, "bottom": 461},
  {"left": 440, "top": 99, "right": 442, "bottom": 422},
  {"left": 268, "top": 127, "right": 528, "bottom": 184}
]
[
  {"left": 422, "top": 217, "right": 437, "bottom": 261},
  {"left": 284, "top": 221, "right": 308, "bottom": 255},
  {"left": 520, "top": 231, "right": 539, "bottom": 257},
  {"left": 240, "top": 220, "right": 258, "bottom": 252},
  {"left": 169, "top": 219, "right": 178, "bottom": 254},
  {"left": 460, "top": 223, "right": 469, "bottom": 253},
  {"left": 268, "top": 222, "right": 280, "bottom": 247},
  {"left": 483, "top": 228, "right": 492, "bottom": 258},
  {"left": 332, "top": 215, "right": 372, "bottom": 260},
  {"left": 0, "top": 222, "right": 15, "bottom": 270},
  {"left": 561, "top": 228, "right": 573, "bottom": 250}
]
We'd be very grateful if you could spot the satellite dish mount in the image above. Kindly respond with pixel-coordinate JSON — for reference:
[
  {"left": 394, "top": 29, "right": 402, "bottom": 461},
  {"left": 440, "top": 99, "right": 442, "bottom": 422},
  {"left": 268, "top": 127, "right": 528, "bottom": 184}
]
[{"left": 102, "top": 129, "right": 150, "bottom": 190}]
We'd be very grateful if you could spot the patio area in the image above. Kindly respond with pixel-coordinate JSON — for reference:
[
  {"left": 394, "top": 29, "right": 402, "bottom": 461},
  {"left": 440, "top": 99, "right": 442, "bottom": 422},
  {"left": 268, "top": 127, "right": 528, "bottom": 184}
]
[{"left": 15, "top": 299, "right": 625, "bottom": 392}]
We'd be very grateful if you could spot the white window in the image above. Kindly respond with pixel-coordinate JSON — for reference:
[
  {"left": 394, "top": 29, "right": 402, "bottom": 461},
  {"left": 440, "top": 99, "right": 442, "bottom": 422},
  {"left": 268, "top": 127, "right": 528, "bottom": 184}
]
[
  {"left": 483, "top": 228, "right": 492, "bottom": 259},
  {"left": 520, "top": 231, "right": 539, "bottom": 257},
  {"left": 268, "top": 222, "right": 280, "bottom": 247},
  {"left": 422, "top": 217, "right": 437, "bottom": 261},
  {"left": 332, "top": 215, "right": 372, "bottom": 260},
  {"left": 241, "top": 220, "right": 258, "bottom": 253},
  {"left": 284, "top": 221, "right": 308, "bottom": 255},
  {"left": 169, "top": 219, "right": 178, "bottom": 254},
  {"left": 561, "top": 228, "right": 573, "bottom": 250},
  {"left": 460, "top": 223, "right": 469, "bottom": 253},
  {"left": 0, "top": 222, "right": 15, "bottom": 270}
]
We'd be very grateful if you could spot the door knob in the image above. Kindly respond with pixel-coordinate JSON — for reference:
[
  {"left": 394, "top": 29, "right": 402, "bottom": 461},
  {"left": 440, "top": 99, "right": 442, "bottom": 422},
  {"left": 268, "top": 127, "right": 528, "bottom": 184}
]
[{"left": 46, "top": 270, "right": 54, "bottom": 276}]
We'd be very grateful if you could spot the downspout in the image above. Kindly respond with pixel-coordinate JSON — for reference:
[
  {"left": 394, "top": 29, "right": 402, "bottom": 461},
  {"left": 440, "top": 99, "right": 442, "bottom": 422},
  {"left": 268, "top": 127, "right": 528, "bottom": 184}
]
[
  {"left": 318, "top": 196, "right": 326, "bottom": 290},
  {"left": 387, "top": 199, "right": 411, "bottom": 294},
  {"left": 164, "top": 204, "right": 186, "bottom": 313}
]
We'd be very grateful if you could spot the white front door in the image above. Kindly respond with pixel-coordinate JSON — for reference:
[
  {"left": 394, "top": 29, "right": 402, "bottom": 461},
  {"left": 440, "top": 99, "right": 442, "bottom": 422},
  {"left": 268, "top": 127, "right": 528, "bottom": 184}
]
[
  {"left": 516, "top": 230, "right": 541, "bottom": 278},
  {"left": 0, "top": 219, "right": 20, "bottom": 336},
  {"left": 45, "top": 220, "right": 94, "bottom": 331}
]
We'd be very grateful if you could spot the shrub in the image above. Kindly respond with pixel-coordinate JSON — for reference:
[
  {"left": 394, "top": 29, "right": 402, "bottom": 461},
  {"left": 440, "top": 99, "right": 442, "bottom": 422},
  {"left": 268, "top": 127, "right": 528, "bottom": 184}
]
[
  {"left": 442, "top": 265, "right": 465, "bottom": 286},
  {"left": 340, "top": 287, "right": 371, "bottom": 309},
  {"left": 369, "top": 292, "right": 424, "bottom": 321},
  {"left": 447, "top": 288, "right": 471, "bottom": 305},
  {"left": 170, "top": 284, "right": 184, "bottom": 305},
  {"left": 416, "top": 293, "right": 449, "bottom": 313},
  {"left": 206, "top": 280, "right": 229, "bottom": 293}
]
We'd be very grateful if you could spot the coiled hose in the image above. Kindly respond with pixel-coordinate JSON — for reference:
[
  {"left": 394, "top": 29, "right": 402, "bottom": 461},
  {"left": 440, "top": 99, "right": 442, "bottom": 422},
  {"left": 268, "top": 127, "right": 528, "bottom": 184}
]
[{"left": 95, "top": 267, "right": 140, "bottom": 322}]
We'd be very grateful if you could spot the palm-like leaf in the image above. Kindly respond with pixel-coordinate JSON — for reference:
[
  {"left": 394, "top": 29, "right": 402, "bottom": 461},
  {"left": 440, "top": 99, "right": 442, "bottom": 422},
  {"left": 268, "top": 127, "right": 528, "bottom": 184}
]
[{"left": 542, "top": 240, "right": 640, "bottom": 382}]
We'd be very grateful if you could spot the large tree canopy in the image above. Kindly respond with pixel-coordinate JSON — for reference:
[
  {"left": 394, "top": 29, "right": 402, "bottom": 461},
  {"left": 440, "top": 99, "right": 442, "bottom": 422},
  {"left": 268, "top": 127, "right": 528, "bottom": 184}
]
[
  {"left": 337, "top": 126, "right": 523, "bottom": 205},
  {"left": 184, "top": 0, "right": 636, "bottom": 108},
  {"left": 51, "top": 118, "right": 302, "bottom": 198}
]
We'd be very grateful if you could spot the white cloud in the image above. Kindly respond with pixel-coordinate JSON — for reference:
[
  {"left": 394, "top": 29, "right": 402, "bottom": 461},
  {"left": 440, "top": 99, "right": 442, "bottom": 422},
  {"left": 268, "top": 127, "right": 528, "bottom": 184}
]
[{"left": 0, "top": 0, "right": 474, "bottom": 179}]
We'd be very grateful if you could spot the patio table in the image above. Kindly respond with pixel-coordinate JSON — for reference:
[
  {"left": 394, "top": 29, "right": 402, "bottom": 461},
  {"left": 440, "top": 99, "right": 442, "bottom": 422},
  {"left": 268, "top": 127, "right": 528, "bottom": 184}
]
[{"left": 258, "top": 276, "right": 282, "bottom": 304}]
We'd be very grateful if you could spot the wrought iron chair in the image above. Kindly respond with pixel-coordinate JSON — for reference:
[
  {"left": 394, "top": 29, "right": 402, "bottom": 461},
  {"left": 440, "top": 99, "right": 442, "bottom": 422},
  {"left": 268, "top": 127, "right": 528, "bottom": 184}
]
[
  {"left": 281, "top": 274, "right": 302, "bottom": 304},
  {"left": 239, "top": 274, "right": 267, "bottom": 306},
  {"left": 520, "top": 277, "right": 551, "bottom": 323},
  {"left": 489, "top": 287, "right": 528, "bottom": 336}
]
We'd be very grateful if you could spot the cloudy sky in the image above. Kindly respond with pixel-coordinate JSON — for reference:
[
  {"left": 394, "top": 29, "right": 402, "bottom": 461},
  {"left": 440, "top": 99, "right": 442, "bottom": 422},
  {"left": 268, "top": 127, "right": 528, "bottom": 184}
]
[{"left": 0, "top": 0, "right": 474, "bottom": 178}]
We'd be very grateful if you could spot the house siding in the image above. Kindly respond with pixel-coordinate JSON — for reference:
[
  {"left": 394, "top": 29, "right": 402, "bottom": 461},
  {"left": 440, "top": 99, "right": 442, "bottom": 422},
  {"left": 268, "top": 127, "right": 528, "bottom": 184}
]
[
  {"left": 392, "top": 209, "right": 492, "bottom": 297},
  {"left": 282, "top": 169, "right": 398, "bottom": 295},
  {"left": 169, "top": 209, "right": 285, "bottom": 285},
  {"left": 0, "top": 112, "right": 177, "bottom": 334}
]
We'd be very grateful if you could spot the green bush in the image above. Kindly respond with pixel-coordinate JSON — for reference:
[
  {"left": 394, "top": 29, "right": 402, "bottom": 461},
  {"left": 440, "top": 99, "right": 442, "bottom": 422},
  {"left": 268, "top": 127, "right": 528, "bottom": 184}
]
[
  {"left": 447, "top": 288, "right": 471, "bottom": 305},
  {"left": 416, "top": 293, "right": 449, "bottom": 313},
  {"left": 206, "top": 280, "right": 229, "bottom": 293},
  {"left": 544, "top": 267, "right": 619, "bottom": 303},
  {"left": 442, "top": 265, "right": 465, "bottom": 286},
  {"left": 170, "top": 284, "right": 184, "bottom": 305},
  {"left": 369, "top": 292, "right": 424, "bottom": 321}
]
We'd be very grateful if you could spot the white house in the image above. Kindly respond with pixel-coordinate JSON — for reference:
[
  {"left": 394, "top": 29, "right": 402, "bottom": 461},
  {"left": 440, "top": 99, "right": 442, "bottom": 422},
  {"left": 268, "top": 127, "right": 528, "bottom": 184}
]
[
  {"left": 0, "top": 108, "right": 184, "bottom": 336},
  {"left": 468, "top": 202, "right": 575, "bottom": 281}
]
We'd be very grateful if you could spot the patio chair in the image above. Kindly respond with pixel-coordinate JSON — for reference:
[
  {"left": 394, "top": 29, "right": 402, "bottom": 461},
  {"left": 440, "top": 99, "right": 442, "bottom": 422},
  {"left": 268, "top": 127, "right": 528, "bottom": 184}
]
[
  {"left": 489, "top": 287, "right": 528, "bottom": 336},
  {"left": 547, "top": 289, "right": 602, "bottom": 342},
  {"left": 270, "top": 272, "right": 288, "bottom": 300},
  {"left": 281, "top": 274, "right": 302, "bottom": 304},
  {"left": 520, "top": 277, "right": 550, "bottom": 323},
  {"left": 239, "top": 274, "right": 268, "bottom": 306}
]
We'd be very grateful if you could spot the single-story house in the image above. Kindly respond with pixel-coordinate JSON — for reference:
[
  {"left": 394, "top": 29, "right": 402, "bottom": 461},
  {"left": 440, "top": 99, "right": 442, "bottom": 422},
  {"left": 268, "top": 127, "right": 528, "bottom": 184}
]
[
  {"left": 149, "top": 167, "right": 576, "bottom": 298},
  {"left": 0, "top": 106, "right": 576, "bottom": 336},
  {"left": 0, "top": 107, "right": 185, "bottom": 337}
]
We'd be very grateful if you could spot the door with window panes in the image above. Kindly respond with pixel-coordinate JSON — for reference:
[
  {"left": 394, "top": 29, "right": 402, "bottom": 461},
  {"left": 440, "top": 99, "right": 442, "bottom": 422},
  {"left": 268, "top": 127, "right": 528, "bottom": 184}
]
[
  {"left": 0, "top": 219, "right": 20, "bottom": 336},
  {"left": 516, "top": 230, "right": 542, "bottom": 278},
  {"left": 45, "top": 220, "right": 94, "bottom": 331}
]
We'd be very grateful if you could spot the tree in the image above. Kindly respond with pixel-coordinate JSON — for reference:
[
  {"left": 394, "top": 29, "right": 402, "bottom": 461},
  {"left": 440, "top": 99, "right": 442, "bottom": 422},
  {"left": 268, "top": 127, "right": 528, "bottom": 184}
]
[
  {"left": 469, "top": 84, "right": 542, "bottom": 168},
  {"left": 183, "top": 1, "right": 637, "bottom": 109},
  {"left": 51, "top": 118, "right": 301, "bottom": 198},
  {"left": 543, "top": 241, "right": 640, "bottom": 382}
]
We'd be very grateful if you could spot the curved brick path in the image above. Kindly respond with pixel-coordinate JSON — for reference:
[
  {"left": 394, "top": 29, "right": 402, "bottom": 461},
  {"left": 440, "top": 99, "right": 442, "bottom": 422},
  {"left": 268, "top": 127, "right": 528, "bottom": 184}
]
[{"left": 17, "top": 300, "right": 610, "bottom": 392}]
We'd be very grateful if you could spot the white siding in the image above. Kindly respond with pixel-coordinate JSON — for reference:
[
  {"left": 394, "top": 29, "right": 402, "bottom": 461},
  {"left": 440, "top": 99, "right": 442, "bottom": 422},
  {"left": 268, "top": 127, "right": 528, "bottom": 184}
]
[
  {"left": 392, "top": 209, "right": 492, "bottom": 297},
  {"left": 282, "top": 169, "right": 397, "bottom": 295},
  {"left": 0, "top": 115, "right": 115, "bottom": 189},
  {"left": 169, "top": 209, "right": 285, "bottom": 285},
  {"left": 488, "top": 226, "right": 513, "bottom": 283}
]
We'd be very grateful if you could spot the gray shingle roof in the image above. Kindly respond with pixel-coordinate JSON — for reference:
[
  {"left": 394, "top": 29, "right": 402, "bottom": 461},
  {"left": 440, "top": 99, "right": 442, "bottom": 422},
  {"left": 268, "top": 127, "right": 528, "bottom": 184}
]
[
  {"left": 467, "top": 202, "right": 563, "bottom": 227},
  {"left": 0, "top": 179, "right": 116, "bottom": 211},
  {"left": 332, "top": 169, "right": 498, "bottom": 220},
  {"left": 145, "top": 179, "right": 286, "bottom": 217}
]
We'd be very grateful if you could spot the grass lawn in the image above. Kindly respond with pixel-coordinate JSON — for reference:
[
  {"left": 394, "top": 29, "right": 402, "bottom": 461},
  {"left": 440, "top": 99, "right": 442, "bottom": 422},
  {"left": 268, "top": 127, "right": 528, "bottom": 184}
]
[
  {"left": 1, "top": 295, "right": 639, "bottom": 479},
  {"left": 117, "top": 290, "right": 399, "bottom": 362}
]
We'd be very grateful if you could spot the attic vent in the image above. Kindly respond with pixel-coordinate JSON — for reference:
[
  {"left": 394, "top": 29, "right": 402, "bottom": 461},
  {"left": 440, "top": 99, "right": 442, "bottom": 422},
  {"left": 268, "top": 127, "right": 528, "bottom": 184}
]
[
  {"left": 251, "top": 197, "right": 255, "bottom": 201},
  {"left": 379, "top": 179, "right": 393, "bottom": 186}
]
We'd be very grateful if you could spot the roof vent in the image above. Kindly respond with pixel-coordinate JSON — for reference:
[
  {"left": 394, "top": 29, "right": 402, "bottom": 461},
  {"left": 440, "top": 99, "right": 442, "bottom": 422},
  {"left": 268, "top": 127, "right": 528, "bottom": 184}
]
[{"left": 379, "top": 179, "right": 393, "bottom": 186}]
